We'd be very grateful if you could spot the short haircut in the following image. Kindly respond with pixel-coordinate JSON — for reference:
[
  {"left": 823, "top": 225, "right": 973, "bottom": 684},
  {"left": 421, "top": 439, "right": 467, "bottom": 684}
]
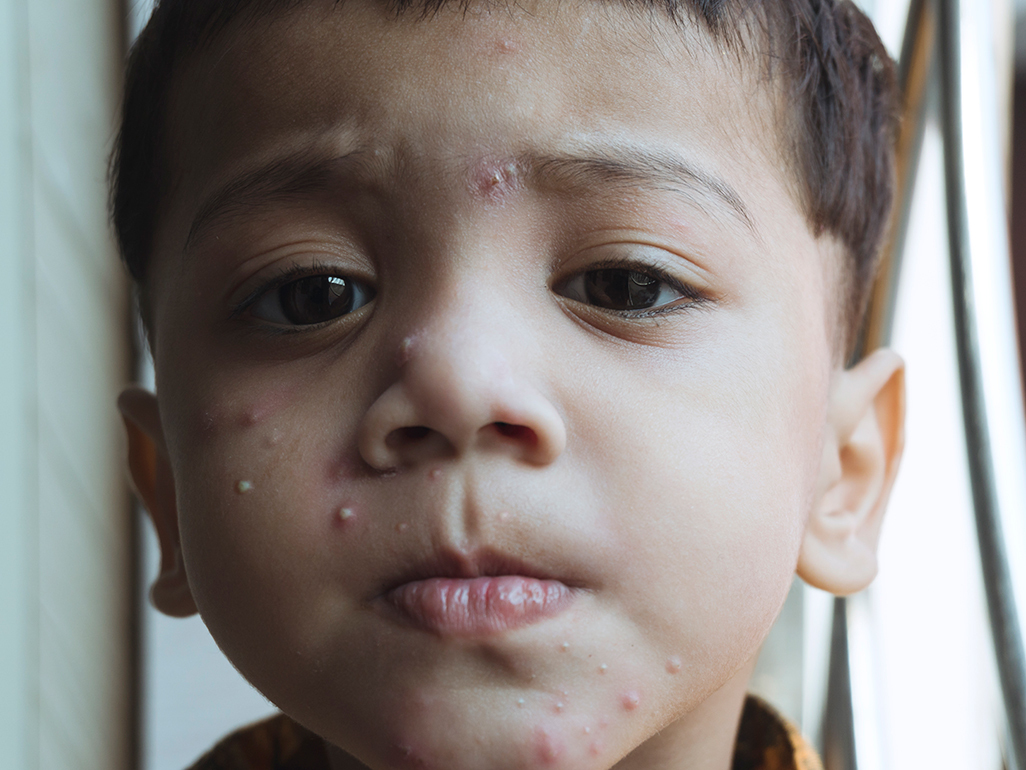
[{"left": 110, "top": 0, "right": 899, "bottom": 353}]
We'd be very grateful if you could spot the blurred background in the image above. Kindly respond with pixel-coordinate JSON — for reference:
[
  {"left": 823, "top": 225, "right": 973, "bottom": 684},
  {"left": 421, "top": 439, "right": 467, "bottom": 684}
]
[{"left": 2, "top": 0, "right": 1026, "bottom": 767}]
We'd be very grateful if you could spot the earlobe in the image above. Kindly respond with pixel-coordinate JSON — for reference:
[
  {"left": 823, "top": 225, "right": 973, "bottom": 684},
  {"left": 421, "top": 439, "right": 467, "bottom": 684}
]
[
  {"left": 118, "top": 386, "right": 198, "bottom": 618},
  {"left": 797, "top": 348, "right": 905, "bottom": 596}
]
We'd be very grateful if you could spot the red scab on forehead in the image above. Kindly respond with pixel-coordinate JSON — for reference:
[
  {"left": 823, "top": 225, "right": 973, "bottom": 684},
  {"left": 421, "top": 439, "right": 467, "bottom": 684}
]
[{"left": 468, "top": 158, "right": 522, "bottom": 203}]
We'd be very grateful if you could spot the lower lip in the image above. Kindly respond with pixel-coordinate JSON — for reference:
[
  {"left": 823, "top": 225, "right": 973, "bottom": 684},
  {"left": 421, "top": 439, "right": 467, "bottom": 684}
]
[{"left": 385, "top": 576, "right": 573, "bottom": 637}]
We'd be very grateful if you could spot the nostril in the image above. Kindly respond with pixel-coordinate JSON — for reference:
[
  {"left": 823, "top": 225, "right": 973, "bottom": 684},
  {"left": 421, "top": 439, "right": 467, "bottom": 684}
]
[
  {"left": 382, "top": 424, "right": 457, "bottom": 463},
  {"left": 493, "top": 422, "right": 536, "bottom": 443},
  {"left": 386, "top": 426, "right": 432, "bottom": 449}
]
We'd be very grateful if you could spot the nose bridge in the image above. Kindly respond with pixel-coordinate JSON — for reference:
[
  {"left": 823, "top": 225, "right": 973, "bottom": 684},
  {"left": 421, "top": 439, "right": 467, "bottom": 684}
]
[
  {"left": 356, "top": 275, "right": 567, "bottom": 471},
  {"left": 400, "top": 286, "right": 518, "bottom": 433}
]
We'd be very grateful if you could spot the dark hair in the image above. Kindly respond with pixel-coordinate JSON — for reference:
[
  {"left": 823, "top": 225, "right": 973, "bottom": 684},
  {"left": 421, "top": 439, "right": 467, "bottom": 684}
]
[{"left": 110, "top": 0, "right": 898, "bottom": 350}]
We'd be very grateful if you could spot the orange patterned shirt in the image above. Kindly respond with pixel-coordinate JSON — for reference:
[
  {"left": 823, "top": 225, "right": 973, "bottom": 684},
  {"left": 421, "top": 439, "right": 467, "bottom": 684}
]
[{"left": 188, "top": 695, "right": 822, "bottom": 770}]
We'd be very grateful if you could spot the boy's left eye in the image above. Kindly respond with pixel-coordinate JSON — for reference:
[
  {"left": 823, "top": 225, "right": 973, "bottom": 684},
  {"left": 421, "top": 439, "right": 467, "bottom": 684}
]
[
  {"left": 555, "top": 268, "right": 698, "bottom": 313},
  {"left": 249, "top": 273, "right": 376, "bottom": 326}
]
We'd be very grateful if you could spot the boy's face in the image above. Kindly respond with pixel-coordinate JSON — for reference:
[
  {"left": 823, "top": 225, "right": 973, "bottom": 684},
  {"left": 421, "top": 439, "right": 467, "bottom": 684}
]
[{"left": 139, "top": 2, "right": 859, "bottom": 768}]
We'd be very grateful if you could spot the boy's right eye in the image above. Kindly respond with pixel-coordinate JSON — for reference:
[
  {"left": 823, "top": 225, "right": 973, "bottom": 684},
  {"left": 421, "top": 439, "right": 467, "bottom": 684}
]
[{"left": 248, "top": 274, "right": 376, "bottom": 326}]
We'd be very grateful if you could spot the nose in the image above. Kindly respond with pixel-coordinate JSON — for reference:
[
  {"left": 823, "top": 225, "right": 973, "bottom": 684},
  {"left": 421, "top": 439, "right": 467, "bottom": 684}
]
[{"left": 356, "top": 315, "right": 566, "bottom": 472}]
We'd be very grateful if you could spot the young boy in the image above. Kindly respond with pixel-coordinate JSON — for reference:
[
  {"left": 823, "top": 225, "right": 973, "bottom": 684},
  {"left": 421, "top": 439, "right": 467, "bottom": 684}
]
[{"left": 111, "top": 0, "right": 905, "bottom": 767}]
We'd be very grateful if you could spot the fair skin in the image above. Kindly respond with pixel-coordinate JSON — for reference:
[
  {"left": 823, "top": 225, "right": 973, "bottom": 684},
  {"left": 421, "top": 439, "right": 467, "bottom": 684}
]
[{"left": 119, "top": 2, "right": 905, "bottom": 769}]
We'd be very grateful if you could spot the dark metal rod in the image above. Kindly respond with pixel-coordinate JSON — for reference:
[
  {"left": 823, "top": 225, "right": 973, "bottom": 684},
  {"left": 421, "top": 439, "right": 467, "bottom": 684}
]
[
  {"left": 821, "top": 598, "right": 856, "bottom": 770},
  {"left": 858, "top": 0, "right": 934, "bottom": 358},
  {"left": 937, "top": 0, "right": 1026, "bottom": 766}
]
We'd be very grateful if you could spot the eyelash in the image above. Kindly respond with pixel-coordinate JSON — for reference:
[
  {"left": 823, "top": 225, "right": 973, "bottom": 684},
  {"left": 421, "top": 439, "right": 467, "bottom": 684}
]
[
  {"left": 232, "top": 260, "right": 345, "bottom": 317},
  {"left": 555, "top": 257, "right": 709, "bottom": 317},
  {"left": 232, "top": 253, "right": 707, "bottom": 334}
]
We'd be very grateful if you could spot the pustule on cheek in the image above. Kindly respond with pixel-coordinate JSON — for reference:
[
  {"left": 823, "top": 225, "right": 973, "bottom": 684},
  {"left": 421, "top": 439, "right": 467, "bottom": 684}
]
[
  {"left": 191, "top": 384, "right": 297, "bottom": 441},
  {"left": 332, "top": 504, "right": 366, "bottom": 536},
  {"left": 533, "top": 726, "right": 566, "bottom": 764},
  {"left": 184, "top": 385, "right": 365, "bottom": 540},
  {"left": 238, "top": 386, "right": 296, "bottom": 428},
  {"left": 329, "top": 498, "right": 379, "bottom": 540},
  {"left": 526, "top": 698, "right": 624, "bottom": 767},
  {"left": 619, "top": 690, "right": 641, "bottom": 711}
]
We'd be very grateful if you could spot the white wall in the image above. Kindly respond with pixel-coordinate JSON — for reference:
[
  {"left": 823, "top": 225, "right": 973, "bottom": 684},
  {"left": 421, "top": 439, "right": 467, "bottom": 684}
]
[
  {"left": 0, "top": 0, "right": 134, "bottom": 768},
  {"left": 0, "top": 1, "right": 37, "bottom": 767}
]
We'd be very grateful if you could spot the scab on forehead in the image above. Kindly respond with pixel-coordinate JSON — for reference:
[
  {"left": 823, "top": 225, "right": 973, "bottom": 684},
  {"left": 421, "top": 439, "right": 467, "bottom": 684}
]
[{"left": 468, "top": 157, "right": 523, "bottom": 203}]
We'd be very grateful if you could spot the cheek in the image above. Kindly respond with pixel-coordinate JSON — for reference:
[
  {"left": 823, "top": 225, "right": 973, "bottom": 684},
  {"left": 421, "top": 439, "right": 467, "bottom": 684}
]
[
  {"left": 186, "top": 380, "right": 297, "bottom": 440},
  {"left": 165, "top": 378, "right": 371, "bottom": 645},
  {"left": 619, "top": 450, "right": 804, "bottom": 669},
  {"left": 594, "top": 339, "right": 829, "bottom": 688}
]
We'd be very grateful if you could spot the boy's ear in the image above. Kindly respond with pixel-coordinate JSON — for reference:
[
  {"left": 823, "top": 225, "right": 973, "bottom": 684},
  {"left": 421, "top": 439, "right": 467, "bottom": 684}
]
[
  {"left": 118, "top": 386, "right": 198, "bottom": 618},
  {"left": 797, "top": 348, "right": 905, "bottom": 596}
]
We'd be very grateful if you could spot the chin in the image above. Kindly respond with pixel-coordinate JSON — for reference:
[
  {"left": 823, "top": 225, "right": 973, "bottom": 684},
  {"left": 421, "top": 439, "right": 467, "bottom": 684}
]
[{"left": 334, "top": 701, "right": 620, "bottom": 770}]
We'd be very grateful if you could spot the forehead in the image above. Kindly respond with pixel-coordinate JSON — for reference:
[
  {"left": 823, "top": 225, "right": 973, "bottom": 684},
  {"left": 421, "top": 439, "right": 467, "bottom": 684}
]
[{"left": 165, "top": 0, "right": 786, "bottom": 220}]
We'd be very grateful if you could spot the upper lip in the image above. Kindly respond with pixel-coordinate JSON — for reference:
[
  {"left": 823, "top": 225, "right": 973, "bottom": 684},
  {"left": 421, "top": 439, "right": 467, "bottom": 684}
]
[{"left": 377, "top": 546, "right": 570, "bottom": 597}]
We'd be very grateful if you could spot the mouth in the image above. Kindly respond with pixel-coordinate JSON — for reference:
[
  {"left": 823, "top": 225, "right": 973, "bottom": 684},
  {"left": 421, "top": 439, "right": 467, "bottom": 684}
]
[{"left": 376, "top": 549, "right": 577, "bottom": 637}]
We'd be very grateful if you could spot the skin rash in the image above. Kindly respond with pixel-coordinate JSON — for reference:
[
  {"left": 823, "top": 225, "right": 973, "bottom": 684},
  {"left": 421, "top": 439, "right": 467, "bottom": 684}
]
[{"left": 120, "top": 2, "right": 905, "bottom": 769}]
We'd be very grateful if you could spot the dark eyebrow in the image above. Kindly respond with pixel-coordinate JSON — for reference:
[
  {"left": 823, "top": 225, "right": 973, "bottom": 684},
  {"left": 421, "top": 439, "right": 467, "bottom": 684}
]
[
  {"left": 185, "top": 144, "right": 757, "bottom": 249},
  {"left": 528, "top": 147, "right": 757, "bottom": 235},
  {"left": 185, "top": 149, "right": 368, "bottom": 250}
]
